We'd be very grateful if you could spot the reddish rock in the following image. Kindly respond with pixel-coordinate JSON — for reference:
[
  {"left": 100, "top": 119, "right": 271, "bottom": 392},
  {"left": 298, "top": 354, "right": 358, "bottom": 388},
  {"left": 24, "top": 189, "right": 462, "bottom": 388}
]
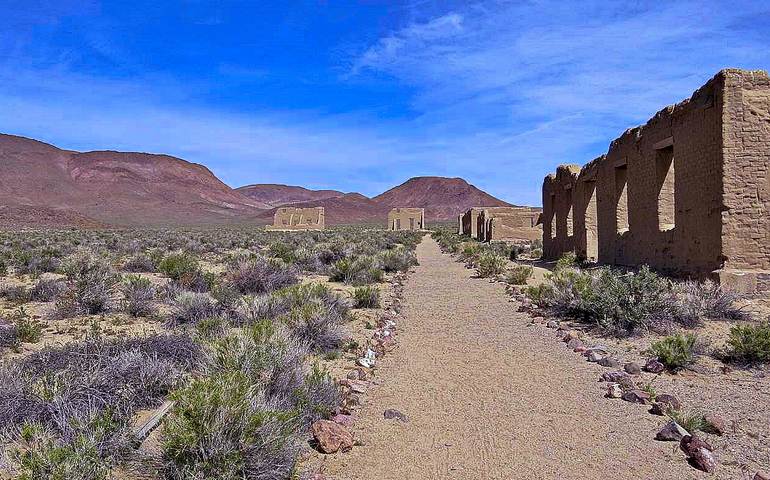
[
  {"left": 600, "top": 371, "right": 635, "bottom": 390},
  {"left": 597, "top": 357, "right": 621, "bottom": 368},
  {"left": 650, "top": 394, "right": 682, "bottom": 416},
  {"left": 383, "top": 409, "right": 409, "bottom": 422},
  {"left": 680, "top": 435, "right": 717, "bottom": 473},
  {"left": 704, "top": 414, "right": 727, "bottom": 436},
  {"left": 563, "top": 331, "right": 580, "bottom": 342},
  {"left": 331, "top": 414, "right": 355, "bottom": 427},
  {"left": 566, "top": 338, "right": 585, "bottom": 351},
  {"left": 621, "top": 389, "right": 652, "bottom": 405},
  {"left": 656, "top": 421, "right": 689, "bottom": 441},
  {"left": 644, "top": 358, "right": 665, "bottom": 374},
  {"left": 311, "top": 420, "right": 354, "bottom": 454},
  {"left": 624, "top": 362, "right": 642, "bottom": 375},
  {"left": 754, "top": 471, "right": 770, "bottom": 480}
]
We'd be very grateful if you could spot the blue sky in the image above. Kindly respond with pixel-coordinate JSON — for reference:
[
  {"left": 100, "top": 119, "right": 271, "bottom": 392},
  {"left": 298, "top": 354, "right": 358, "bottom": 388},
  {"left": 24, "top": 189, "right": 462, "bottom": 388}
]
[{"left": 2, "top": 0, "right": 769, "bottom": 205}]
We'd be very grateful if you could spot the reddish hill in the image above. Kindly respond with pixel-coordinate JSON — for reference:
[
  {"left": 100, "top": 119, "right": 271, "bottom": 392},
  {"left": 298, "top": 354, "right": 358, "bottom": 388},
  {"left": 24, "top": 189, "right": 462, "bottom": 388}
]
[
  {"left": 236, "top": 184, "right": 344, "bottom": 207},
  {"left": 256, "top": 193, "right": 390, "bottom": 226},
  {"left": 0, "top": 133, "right": 268, "bottom": 227},
  {"left": 372, "top": 176, "right": 512, "bottom": 221}
]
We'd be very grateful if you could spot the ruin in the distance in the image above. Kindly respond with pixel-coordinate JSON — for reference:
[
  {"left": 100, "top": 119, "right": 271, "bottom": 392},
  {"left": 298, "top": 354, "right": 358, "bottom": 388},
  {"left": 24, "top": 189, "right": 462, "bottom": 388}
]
[
  {"left": 387, "top": 208, "right": 425, "bottom": 231},
  {"left": 459, "top": 206, "right": 542, "bottom": 243},
  {"left": 541, "top": 69, "right": 770, "bottom": 293},
  {"left": 266, "top": 206, "right": 325, "bottom": 231}
]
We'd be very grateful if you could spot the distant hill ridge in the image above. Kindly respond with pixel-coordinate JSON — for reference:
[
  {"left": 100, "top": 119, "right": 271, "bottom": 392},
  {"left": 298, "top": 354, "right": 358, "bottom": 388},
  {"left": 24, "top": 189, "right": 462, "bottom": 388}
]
[{"left": 0, "top": 133, "right": 518, "bottom": 228}]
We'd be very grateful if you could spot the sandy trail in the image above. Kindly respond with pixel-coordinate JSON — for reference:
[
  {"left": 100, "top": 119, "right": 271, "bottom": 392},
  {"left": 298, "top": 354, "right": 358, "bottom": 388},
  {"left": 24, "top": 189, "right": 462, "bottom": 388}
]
[{"left": 321, "top": 236, "right": 707, "bottom": 480}]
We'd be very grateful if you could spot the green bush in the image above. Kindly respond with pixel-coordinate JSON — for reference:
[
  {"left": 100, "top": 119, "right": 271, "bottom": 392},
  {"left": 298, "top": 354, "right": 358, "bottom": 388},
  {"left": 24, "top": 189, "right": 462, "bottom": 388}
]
[
  {"left": 162, "top": 373, "right": 299, "bottom": 480},
  {"left": 505, "top": 265, "right": 533, "bottom": 285},
  {"left": 524, "top": 284, "right": 553, "bottom": 307},
  {"left": 158, "top": 253, "right": 200, "bottom": 282},
  {"left": 651, "top": 333, "right": 697, "bottom": 370},
  {"left": 727, "top": 321, "right": 770, "bottom": 363},
  {"left": 475, "top": 252, "right": 507, "bottom": 278},
  {"left": 555, "top": 252, "right": 579, "bottom": 271},
  {"left": 378, "top": 247, "right": 417, "bottom": 273},
  {"left": 16, "top": 317, "right": 42, "bottom": 343},
  {"left": 352, "top": 285, "right": 380, "bottom": 308},
  {"left": 11, "top": 422, "right": 111, "bottom": 480}
]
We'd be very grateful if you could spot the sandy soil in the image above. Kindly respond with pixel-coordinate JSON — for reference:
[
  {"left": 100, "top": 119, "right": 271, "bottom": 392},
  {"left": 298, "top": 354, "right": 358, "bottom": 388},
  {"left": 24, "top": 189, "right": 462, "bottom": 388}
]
[{"left": 319, "top": 237, "right": 715, "bottom": 480}]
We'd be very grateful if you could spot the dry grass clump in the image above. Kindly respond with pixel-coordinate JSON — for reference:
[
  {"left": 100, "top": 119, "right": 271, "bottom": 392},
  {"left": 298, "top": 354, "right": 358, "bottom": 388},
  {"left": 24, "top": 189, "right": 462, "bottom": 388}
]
[
  {"left": 30, "top": 278, "right": 66, "bottom": 302},
  {"left": 121, "top": 253, "right": 157, "bottom": 273},
  {"left": 158, "top": 252, "right": 214, "bottom": 292},
  {"left": 377, "top": 247, "right": 418, "bottom": 273}
]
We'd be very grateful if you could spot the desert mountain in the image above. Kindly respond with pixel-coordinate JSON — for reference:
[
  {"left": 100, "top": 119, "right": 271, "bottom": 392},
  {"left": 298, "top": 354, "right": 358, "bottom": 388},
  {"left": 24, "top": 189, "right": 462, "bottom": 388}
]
[
  {"left": 0, "top": 133, "right": 268, "bottom": 227},
  {"left": 256, "top": 192, "right": 390, "bottom": 226},
  {"left": 372, "top": 176, "right": 512, "bottom": 220},
  {"left": 236, "top": 184, "right": 344, "bottom": 208}
]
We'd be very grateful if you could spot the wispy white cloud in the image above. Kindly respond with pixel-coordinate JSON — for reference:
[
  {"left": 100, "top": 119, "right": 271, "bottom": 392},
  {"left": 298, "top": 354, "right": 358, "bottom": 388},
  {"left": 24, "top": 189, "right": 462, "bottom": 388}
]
[{"left": 2, "top": 1, "right": 769, "bottom": 206}]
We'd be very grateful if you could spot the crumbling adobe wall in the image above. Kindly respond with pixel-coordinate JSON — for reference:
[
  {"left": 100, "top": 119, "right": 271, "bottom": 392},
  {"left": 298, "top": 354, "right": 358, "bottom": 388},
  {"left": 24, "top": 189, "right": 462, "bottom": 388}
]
[
  {"left": 719, "top": 69, "right": 770, "bottom": 291},
  {"left": 480, "top": 207, "right": 542, "bottom": 243},
  {"left": 542, "top": 165, "right": 579, "bottom": 260},
  {"left": 460, "top": 208, "right": 483, "bottom": 239},
  {"left": 388, "top": 207, "right": 425, "bottom": 231},
  {"left": 266, "top": 206, "right": 324, "bottom": 231},
  {"left": 542, "top": 69, "right": 770, "bottom": 291}
]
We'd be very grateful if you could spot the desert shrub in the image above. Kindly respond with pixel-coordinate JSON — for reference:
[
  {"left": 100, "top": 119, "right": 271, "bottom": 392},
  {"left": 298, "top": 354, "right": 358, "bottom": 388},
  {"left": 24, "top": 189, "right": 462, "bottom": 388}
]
[
  {"left": 0, "top": 317, "right": 19, "bottom": 348},
  {"left": 56, "top": 252, "right": 120, "bottom": 317},
  {"left": 651, "top": 333, "right": 697, "bottom": 370},
  {"left": 524, "top": 283, "right": 554, "bottom": 307},
  {"left": 162, "top": 373, "right": 299, "bottom": 480},
  {"left": 10, "top": 419, "right": 112, "bottom": 480},
  {"left": 169, "top": 292, "right": 218, "bottom": 325},
  {"left": 158, "top": 253, "right": 199, "bottom": 282},
  {"left": 329, "top": 256, "right": 383, "bottom": 286},
  {"left": 0, "top": 335, "right": 200, "bottom": 473},
  {"left": 195, "top": 316, "right": 229, "bottom": 340},
  {"left": 726, "top": 321, "right": 770, "bottom": 363},
  {"left": 122, "top": 253, "right": 156, "bottom": 272},
  {"left": 378, "top": 247, "right": 417, "bottom": 273},
  {"left": 162, "top": 323, "right": 339, "bottom": 479},
  {"left": 475, "top": 252, "right": 507, "bottom": 278},
  {"left": 459, "top": 242, "right": 482, "bottom": 262},
  {"left": 0, "top": 258, "right": 7, "bottom": 276},
  {"left": 15, "top": 318, "right": 42, "bottom": 343},
  {"left": 555, "top": 251, "right": 579, "bottom": 271},
  {"left": 0, "top": 284, "right": 30, "bottom": 303},
  {"left": 268, "top": 241, "right": 296, "bottom": 264},
  {"left": 226, "top": 256, "right": 298, "bottom": 294},
  {"left": 13, "top": 249, "right": 62, "bottom": 276},
  {"left": 352, "top": 285, "right": 381, "bottom": 308},
  {"left": 236, "top": 283, "right": 349, "bottom": 326},
  {"left": 29, "top": 278, "right": 66, "bottom": 302},
  {"left": 121, "top": 275, "right": 155, "bottom": 317},
  {"left": 673, "top": 280, "right": 747, "bottom": 326},
  {"left": 531, "top": 248, "right": 543, "bottom": 258},
  {"left": 281, "top": 301, "right": 346, "bottom": 353},
  {"left": 505, "top": 265, "right": 533, "bottom": 285}
]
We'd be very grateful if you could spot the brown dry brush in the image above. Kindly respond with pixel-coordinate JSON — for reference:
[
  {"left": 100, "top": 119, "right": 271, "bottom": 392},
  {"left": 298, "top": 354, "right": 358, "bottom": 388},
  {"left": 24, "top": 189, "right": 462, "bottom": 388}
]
[{"left": 0, "top": 334, "right": 202, "bottom": 477}]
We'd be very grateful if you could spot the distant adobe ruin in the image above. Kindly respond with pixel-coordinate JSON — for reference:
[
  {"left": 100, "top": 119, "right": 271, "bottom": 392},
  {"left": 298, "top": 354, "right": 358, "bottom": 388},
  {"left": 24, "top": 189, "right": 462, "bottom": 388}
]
[
  {"left": 266, "top": 206, "right": 325, "bottom": 231},
  {"left": 542, "top": 69, "right": 770, "bottom": 293},
  {"left": 459, "top": 206, "right": 542, "bottom": 243},
  {"left": 388, "top": 208, "right": 425, "bottom": 231}
]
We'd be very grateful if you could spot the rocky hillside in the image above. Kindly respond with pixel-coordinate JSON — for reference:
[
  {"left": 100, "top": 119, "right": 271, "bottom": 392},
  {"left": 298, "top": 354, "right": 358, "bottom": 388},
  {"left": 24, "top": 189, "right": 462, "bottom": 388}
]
[
  {"left": 0, "top": 134, "right": 268, "bottom": 227},
  {"left": 372, "top": 176, "right": 512, "bottom": 220},
  {"left": 256, "top": 193, "right": 390, "bottom": 226},
  {"left": 236, "top": 184, "right": 344, "bottom": 208}
]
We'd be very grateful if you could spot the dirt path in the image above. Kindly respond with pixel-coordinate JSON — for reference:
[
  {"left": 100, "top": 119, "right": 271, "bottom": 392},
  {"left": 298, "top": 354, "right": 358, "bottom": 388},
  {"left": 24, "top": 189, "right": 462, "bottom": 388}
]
[{"left": 321, "top": 236, "right": 708, "bottom": 480}]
